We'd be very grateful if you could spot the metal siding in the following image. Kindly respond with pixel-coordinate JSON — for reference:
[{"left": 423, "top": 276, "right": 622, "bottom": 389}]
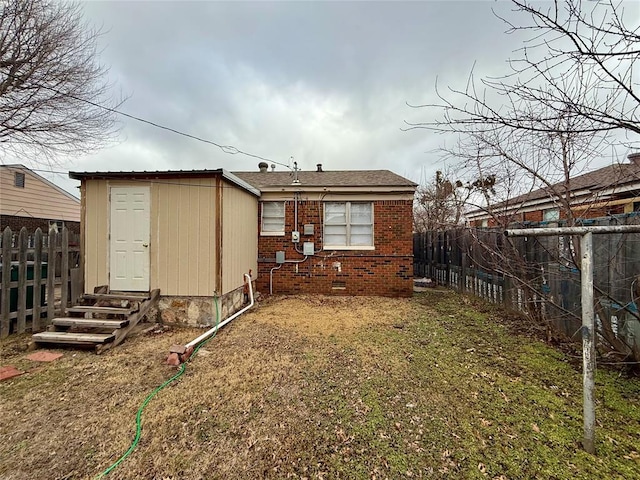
[
  {"left": 83, "top": 180, "right": 109, "bottom": 292},
  {"left": 155, "top": 178, "right": 216, "bottom": 296},
  {"left": 83, "top": 177, "right": 222, "bottom": 296},
  {"left": 198, "top": 178, "right": 213, "bottom": 293},
  {"left": 222, "top": 183, "right": 258, "bottom": 293}
]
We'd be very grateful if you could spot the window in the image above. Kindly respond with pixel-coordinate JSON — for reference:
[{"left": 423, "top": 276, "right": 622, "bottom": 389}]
[
  {"left": 48, "top": 220, "right": 64, "bottom": 233},
  {"left": 543, "top": 208, "right": 560, "bottom": 221},
  {"left": 261, "top": 201, "right": 285, "bottom": 235},
  {"left": 324, "top": 202, "right": 373, "bottom": 248},
  {"left": 14, "top": 172, "right": 25, "bottom": 188}
]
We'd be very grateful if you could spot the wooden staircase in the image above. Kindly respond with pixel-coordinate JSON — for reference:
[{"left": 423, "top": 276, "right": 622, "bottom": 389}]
[{"left": 32, "top": 289, "right": 160, "bottom": 353}]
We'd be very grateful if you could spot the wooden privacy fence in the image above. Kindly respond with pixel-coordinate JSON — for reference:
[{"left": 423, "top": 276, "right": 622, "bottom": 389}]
[
  {"left": 0, "top": 226, "right": 81, "bottom": 338},
  {"left": 414, "top": 216, "right": 640, "bottom": 353}
]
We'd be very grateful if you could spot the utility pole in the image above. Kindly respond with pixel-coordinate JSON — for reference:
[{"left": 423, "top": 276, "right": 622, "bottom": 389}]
[{"left": 505, "top": 224, "right": 640, "bottom": 455}]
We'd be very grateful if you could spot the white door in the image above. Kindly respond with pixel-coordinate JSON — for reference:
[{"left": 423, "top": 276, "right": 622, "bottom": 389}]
[{"left": 109, "top": 186, "right": 150, "bottom": 291}]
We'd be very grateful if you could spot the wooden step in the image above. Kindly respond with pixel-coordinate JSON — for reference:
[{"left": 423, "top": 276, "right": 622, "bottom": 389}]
[
  {"left": 83, "top": 293, "right": 150, "bottom": 301},
  {"left": 33, "top": 332, "right": 115, "bottom": 345},
  {"left": 52, "top": 318, "right": 129, "bottom": 329},
  {"left": 67, "top": 306, "right": 136, "bottom": 315}
]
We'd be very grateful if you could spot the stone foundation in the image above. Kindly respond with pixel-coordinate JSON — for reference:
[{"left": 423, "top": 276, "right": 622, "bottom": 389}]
[{"left": 152, "top": 283, "right": 252, "bottom": 327}]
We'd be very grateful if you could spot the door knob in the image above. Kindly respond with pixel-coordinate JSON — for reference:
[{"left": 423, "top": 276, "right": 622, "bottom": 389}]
[{"left": 143, "top": 243, "right": 149, "bottom": 247}]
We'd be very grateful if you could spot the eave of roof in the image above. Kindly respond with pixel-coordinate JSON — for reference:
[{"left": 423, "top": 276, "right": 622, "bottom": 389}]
[{"left": 68, "top": 169, "right": 261, "bottom": 197}]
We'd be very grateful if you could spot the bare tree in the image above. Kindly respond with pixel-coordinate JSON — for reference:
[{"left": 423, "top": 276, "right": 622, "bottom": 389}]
[
  {"left": 414, "top": 170, "right": 465, "bottom": 232},
  {"left": 406, "top": 0, "right": 640, "bottom": 140},
  {"left": 446, "top": 103, "right": 612, "bottom": 228},
  {"left": 406, "top": 0, "right": 640, "bottom": 363},
  {"left": 414, "top": 169, "right": 496, "bottom": 232},
  {"left": 0, "top": 0, "right": 120, "bottom": 161}
]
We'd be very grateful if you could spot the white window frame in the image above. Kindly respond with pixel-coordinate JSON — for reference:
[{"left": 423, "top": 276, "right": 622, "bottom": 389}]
[
  {"left": 323, "top": 202, "right": 374, "bottom": 250},
  {"left": 260, "top": 201, "right": 285, "bottom": 236}
]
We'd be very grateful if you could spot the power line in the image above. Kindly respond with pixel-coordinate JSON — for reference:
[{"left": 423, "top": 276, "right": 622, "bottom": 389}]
[{"left": 0, "top": 69, "right": 293, "bottom": 171}]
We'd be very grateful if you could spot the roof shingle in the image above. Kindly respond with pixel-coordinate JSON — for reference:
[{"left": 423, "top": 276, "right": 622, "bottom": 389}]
[
  {"left": 232, "top": 170, "right": 417, "bottom": 189},
  {"left": 484, "top": 161, "right": 640, "bottom": 211}
]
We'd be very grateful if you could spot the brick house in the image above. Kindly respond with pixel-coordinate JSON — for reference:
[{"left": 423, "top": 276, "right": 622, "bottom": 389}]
[
  {"left": 467, "top": 153, "right": 640, "bottom": 227},
  {"left": 70, "top": 165, "right": 416, "bottom": 327},
  {"left": 234, "top": 164, "right": 417, "bottom": 297},
  {"left": 0, "top": 164, "right": 80, "bottom": 235}
]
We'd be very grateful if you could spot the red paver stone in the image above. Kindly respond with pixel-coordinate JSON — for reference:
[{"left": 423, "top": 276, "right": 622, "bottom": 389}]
[
  {"left": 0, "top": 365, "right": 24, "bottom": 381},
  {"left": 26, "top": 351, "right": 63, "bottom": 362},
  {"left": 166, "top": 353, "right": 181, "bottom": 366}
]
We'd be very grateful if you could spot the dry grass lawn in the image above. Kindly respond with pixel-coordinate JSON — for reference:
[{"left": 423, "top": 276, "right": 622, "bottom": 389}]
[{"left": 0, "top": 292, "right": 638, "bottom": 479}]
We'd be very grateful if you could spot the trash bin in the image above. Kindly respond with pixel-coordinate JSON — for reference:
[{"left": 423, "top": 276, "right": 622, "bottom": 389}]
[{"left": 0, "top": 261, "right": 47, "bottom": 314}]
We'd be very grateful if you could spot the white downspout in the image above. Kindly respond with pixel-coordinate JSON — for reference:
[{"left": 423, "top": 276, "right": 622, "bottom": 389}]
[{"left": 184, "top": 273, "right": 254, "bottom": 350}]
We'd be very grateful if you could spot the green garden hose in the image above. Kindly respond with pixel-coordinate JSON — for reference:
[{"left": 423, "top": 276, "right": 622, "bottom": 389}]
[{"left": 95, "top": 296, "right": 221, "bottom": 479}]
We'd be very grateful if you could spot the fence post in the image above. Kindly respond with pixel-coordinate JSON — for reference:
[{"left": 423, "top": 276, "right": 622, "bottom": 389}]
[
  {"left": 60, "top": 227, "right": 69, "bottom": 316},
  {"left": 581, "top": 232, "right": 596, "bottom": 455},
  {"left": 16, "top": 228, "right": 28, "bottom": 334},
  {"left": 1, "top": 227, "right": 11, "bottom": 338},
  {"left": 47, "top": 229, "right": 56, "bottom": 321},
  {"left": 33, "top": 228, "right": 43, "bottom": 332}
]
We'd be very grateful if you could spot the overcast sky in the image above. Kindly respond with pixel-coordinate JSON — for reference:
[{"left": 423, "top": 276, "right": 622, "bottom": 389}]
[{"left": 17, "top": 1, "right": 637, "bottom": 195}]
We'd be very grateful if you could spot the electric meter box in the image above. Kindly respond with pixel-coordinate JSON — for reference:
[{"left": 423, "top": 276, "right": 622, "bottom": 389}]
[
  {"left": 275, "top": 251, "right": 285, "bottom": 264},
  {"left": 303, "top": 242, "right": 315, "bottom": 256}
]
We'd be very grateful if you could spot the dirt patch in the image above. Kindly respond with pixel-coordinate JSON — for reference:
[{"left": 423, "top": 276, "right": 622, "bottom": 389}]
[{"left": 254, "top": 294, "right": 415, "bottom": 336}]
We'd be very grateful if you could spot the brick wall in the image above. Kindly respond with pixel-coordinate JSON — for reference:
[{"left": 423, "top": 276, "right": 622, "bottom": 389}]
[
  {"left": 0, "top": 215, "right": 80, "bottom": 235},
  {"left": 256, "top": 199, "right": 414, "bottom": 297}
]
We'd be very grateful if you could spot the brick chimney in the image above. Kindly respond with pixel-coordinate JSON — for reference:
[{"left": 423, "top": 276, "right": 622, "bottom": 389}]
[{"left": 258, "top": 161, "right": 269, "bottom": 173}]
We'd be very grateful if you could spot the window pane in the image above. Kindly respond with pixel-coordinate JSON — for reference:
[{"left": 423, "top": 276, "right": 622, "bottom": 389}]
[
  {"left": 263, "top": 219, "right": 283, "bottom": 232},
  {"left": 351, "top": 224, "right": 372, "bottom": 235},
  {"left": 325, "top": 224, "right": 347, "bottom": 236},
  {"left": 325, "top": 203, "right": 346, "bottom": 224},
  {"left": 351, "top": 224, "right": 372, "bottom": 246},
  {"left": 350, "top": 203, "right": 372, "bottom": 223},
  {"left": 262, "top": 201, "right": 284, "bottom": 233},
  {"left": 543, "top": 208, "right": 559, "bottom": 221},
  {"left": 351, "top": 234, "right": 373, "bottom": 246},
  {"left": 264, "top": 202, "right": 284, "bottom": 216},
  {"left": 325, "top": 233, "right": 347, "bottom": 245}
]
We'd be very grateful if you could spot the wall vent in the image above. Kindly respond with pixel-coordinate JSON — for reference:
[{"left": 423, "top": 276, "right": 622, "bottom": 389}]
[{"left": 331, "top": 281, "right": 346, "bottom": 290}]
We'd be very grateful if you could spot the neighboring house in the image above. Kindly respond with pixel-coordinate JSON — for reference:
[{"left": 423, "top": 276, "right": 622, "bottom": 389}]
[
  {"left": 467, "top": 153, "right": 640, "bottom": 227},
  {"left": 233, "top": 163, "right": 417, "bottom": 297},
  {"left": 0, "top": 164, "right": 80, "bottom": 234},
  {"left": 68, "top": 169, "right": 260, "bottom": 324}
]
